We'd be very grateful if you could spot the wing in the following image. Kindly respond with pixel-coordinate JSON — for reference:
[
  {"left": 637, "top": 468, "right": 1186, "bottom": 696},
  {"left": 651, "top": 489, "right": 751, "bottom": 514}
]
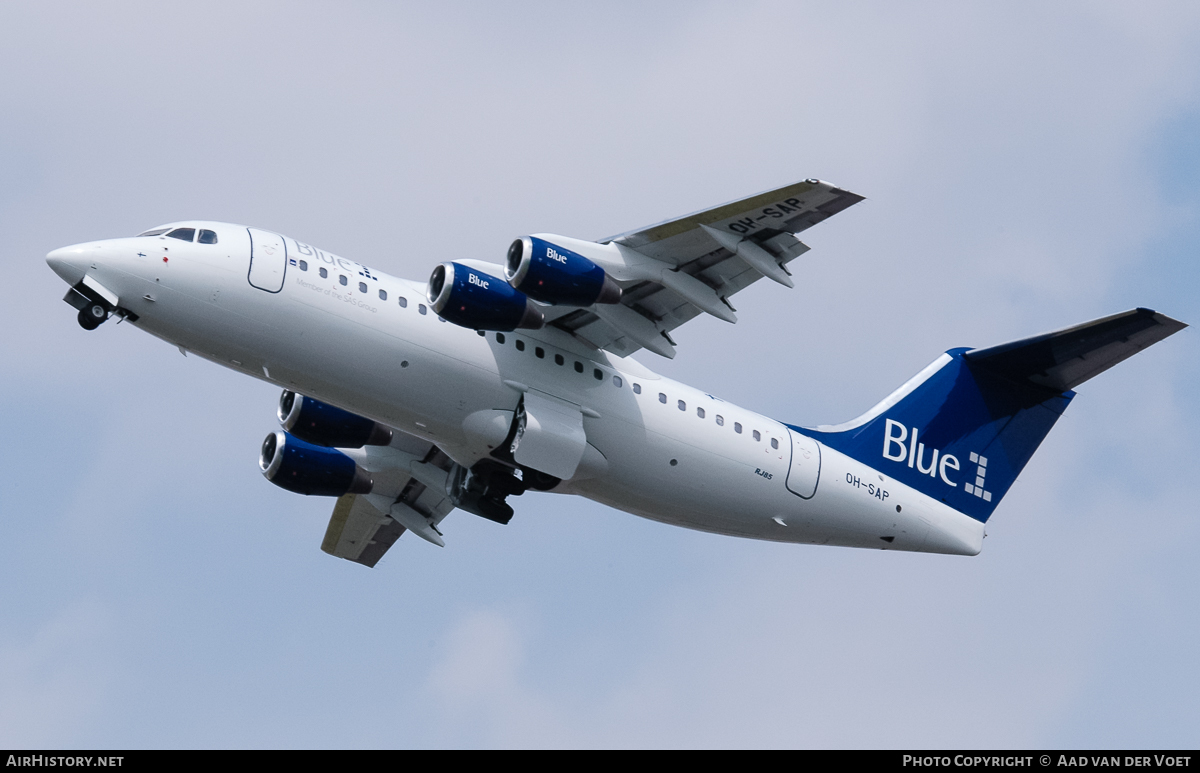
[
  {"left": 545, "top": 179, "right": 864, "bottom": 358},
  {"left": 320, "top": 437, "right": 457, "bottom": 567}
]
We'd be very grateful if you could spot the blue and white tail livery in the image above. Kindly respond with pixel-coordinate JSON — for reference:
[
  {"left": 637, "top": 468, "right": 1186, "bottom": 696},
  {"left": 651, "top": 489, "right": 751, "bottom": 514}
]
[
  {"left": 45, "top": 178, "right": 1187, "bottom": 565},
  {"left": 805, "top": 308, "right": 1185, "bottom": 524}
]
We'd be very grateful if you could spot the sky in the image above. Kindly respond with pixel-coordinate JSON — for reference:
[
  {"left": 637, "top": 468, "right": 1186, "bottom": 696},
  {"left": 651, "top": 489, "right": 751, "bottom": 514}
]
[{"left": 1, "top": 1, "right": 1198, "bottom": 749}]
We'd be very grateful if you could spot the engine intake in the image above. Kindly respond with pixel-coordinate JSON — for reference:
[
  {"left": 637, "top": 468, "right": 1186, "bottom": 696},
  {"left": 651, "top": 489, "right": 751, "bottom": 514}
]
[
  {"left": 428, "top": 262, "right": 544, "bottom": 331},
  {"left": 260, "top": 431, "right": 373, "bottom": 497},
  {"left": 505, "top": 236, "right": 622, "bottom": 306},
  {"left": 278, "top": 391, "right": 393, "bottom": 448}
]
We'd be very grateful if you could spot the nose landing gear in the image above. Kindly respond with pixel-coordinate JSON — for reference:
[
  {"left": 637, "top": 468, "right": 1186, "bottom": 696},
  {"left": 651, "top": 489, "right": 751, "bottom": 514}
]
[
  {"left": 77, "top": 301, "right": 109, "bottom": 330},
  {"left": 64, "top": 280, "right": 136, "bottom": 331}
]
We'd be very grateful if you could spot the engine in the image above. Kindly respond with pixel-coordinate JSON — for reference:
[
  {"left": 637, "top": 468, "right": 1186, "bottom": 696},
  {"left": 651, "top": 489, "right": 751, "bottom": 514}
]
[
  {"left": 278, "top": 390, "right": 393, "bottom": 448},
  {"left": 505, "top": 236, "right": 622, "bottom": 306},
  {"left": 259, "top": 431, "right": 374, "bottom": 497},
  {"left": 427, "top": 262, "right": 544, "bottom": 331}
]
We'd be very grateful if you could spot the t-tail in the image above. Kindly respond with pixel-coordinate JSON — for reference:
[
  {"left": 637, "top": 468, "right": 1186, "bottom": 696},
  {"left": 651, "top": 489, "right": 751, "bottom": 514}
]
[{"left": 802, "top": 308, "right": 1185, "bottom": 523}]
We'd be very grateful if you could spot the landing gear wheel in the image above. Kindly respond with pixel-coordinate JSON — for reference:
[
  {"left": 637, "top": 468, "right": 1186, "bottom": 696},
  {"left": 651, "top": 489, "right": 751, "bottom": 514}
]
[
  {"left": 476, "top": 496, "right": 514, "bottom": 525},
  {"left": 524, "top": 469, "right": 561, "bottom": 491},
  {"left": 77, "top": 302, "right": 108, "bottom": 330}
]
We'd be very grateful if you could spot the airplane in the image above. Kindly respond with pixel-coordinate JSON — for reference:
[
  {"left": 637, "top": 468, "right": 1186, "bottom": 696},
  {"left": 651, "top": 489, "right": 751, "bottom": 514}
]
[{"left": 45, "top": 179, "right": 1185, "bottom": 567}]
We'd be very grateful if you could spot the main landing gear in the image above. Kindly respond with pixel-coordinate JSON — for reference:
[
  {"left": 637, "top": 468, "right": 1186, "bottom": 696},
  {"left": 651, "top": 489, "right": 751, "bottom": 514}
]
[{"left": 448, "top": 459, "right": 561, "bottom": 526}]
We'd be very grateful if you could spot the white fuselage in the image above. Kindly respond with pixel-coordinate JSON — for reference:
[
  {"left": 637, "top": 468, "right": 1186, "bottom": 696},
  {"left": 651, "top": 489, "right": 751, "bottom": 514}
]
[{"left": 46, "top": 223, "right": 984, "bottom": 556}]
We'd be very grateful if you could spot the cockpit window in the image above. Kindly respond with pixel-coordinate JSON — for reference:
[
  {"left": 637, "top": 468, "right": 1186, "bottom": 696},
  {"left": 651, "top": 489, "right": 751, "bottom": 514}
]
[
  {"left": 137, "top": 228, "right": 169, "bottom": 237},
  {"left": 167, "top": 228, "right": 196, "bottom": 242},
  {"left": 198, "top": 229, "right": 218, "bottom": 244}
]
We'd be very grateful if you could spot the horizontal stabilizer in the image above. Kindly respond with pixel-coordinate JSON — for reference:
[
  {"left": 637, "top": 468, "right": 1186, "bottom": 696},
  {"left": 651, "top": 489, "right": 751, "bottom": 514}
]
[{"left": 964, "top": 308, "right": 1186, "bottom": 392}]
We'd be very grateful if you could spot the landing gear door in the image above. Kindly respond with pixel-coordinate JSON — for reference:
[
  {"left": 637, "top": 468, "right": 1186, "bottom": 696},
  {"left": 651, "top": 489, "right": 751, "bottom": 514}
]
[
  {"left": 785, "top": 428, "right": 821, "bottom": 499},
  {"left": 511, "top": 390, "right": 587, "bottom": 481},
  {"left": 247, "top": 228, "right": 287, "bottom": 293}
]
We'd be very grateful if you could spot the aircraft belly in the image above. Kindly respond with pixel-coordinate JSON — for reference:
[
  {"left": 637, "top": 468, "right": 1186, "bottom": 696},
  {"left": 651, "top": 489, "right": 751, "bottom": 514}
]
[
  {"left": 573, "top": 411, "right": 797, "bottom": 537},
  {"left": 273, "top": 317, "right": 514, "bottom": 455},
  {"left": 574, "top": 410, "right": 982, "bottom": 554}
]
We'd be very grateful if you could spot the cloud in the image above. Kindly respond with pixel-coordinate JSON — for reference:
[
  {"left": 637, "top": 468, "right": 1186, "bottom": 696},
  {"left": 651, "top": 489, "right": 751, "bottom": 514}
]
[{"left": 0, "top": 602, "right": 114, "bottom": 747}]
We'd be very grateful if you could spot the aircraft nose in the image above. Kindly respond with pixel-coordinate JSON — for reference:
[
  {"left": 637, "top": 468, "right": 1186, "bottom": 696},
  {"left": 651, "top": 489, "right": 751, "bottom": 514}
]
[{"left": 46, "top": 244, "right": 88, "bottom": 285}]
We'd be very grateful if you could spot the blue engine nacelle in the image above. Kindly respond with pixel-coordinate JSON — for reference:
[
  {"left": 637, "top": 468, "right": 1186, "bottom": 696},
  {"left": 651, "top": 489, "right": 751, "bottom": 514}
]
[
  {"left": 278, "top": 390, "right": 393, "bottom": 448},
  {"left": 505, "top": 236, "right": 622, "bottom": 306},
  {"left": 259, "top": 431, "right": 374, "bottom": 497},
  {"left": 427, "top": 262, "right": 545, "bottom": 331}
]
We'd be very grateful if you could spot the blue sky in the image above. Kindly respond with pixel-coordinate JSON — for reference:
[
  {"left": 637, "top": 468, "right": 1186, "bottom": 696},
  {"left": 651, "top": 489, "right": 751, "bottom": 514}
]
[{"left": 1, "top": 1, "right": 1197, "bottom": 748}]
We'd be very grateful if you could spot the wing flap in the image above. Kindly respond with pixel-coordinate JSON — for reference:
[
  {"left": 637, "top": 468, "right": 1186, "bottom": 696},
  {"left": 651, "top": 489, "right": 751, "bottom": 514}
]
[
  {"left": 321, "top": 493, "right": 406, "bottom": 568},
  {"left": 319, "top": 441, "right": 458, "bottom": 567},
  {"left": 603, "top": 179, "right": 863, "bottom": 254}
]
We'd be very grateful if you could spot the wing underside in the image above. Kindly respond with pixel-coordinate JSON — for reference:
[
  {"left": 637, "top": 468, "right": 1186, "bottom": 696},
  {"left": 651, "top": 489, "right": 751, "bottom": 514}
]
[{"left": 320, "top": 440, "right": 457, "bottom": 567}]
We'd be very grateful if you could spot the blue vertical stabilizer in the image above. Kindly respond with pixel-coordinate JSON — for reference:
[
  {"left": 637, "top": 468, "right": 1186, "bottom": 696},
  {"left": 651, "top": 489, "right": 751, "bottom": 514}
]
[{"left": 794, "top": 308, "right": 1185, "bottom": 522}]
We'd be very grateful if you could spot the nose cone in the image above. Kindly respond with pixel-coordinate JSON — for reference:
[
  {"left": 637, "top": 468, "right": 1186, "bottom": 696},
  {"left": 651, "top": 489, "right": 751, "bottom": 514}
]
[{"left": 46, "top": 244, "right": 90, "bottom": 285}]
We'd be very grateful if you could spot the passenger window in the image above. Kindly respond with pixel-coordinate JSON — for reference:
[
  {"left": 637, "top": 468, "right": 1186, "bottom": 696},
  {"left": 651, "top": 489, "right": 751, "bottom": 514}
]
[
  {"left": 593, "top": 368, "right": 602, "bottom": 380},
  {"left": 339, "top": 275, "right": 348, "bottom": 286},
  {"left": 771, "top": 438, "right": 779, "bottom": 449},
  {"left": 198, "top": 229, "right": 218, "bottom": 244},
  {"left": 167, "top": 227, "right": 195, "bottom": 241},
  {"left": 398, "top": 296, "right": 407, "bottom": 308},
  {"left": 477, "top": 330, "right": 485, "bottom": 336},
  {"left": 574, "top": 361, "right": 583, "bottom": 373},
  {"left": 358, "top": 282, "right": 367, "bottom": 293},
  {"left": 753, "top": 430, "right": 761, "bottom": 441},
  {"left": 659, "top": 393, "right": 667, "bottom": 404},
  {"left": 535, "top": 347, "right": 545, "bottom": 359},
  {"left": 716, "top": 415, "right": 724, "bottom": 426},
  {"left": 319, "top": 268, "right": 328, "bottom": 279},
  {"left": 697, "top": 407, "right": 705, "bottom": 419},
  {"left": 678, "top": 400, "right": 686, "bottom": 411},
  {"left": 516, "top": 339, "right": 525, "bottom": 351},
  {"left": 555, "top": 354, "right": 564, "bottom": 365},
  {"left": 633, "top": 383, "right": 641, "bottom": 394},
  {"left": 496, "top": 333, "right": 505, "bottom": 344},
  {"left": 735, "top": 422, "right": 743, "bottom": 434},
  {"left": 419, "top": 304, "right": 427, "bottom": 315},
  {"left": 613, "top": 375, "right": 622, "bottom": 388},
  {"left": 378, "top": 289, "right": 387, "bottom": 301},
  {"left": 298, "top": 260, "right": 308, "bottom": 271}
]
